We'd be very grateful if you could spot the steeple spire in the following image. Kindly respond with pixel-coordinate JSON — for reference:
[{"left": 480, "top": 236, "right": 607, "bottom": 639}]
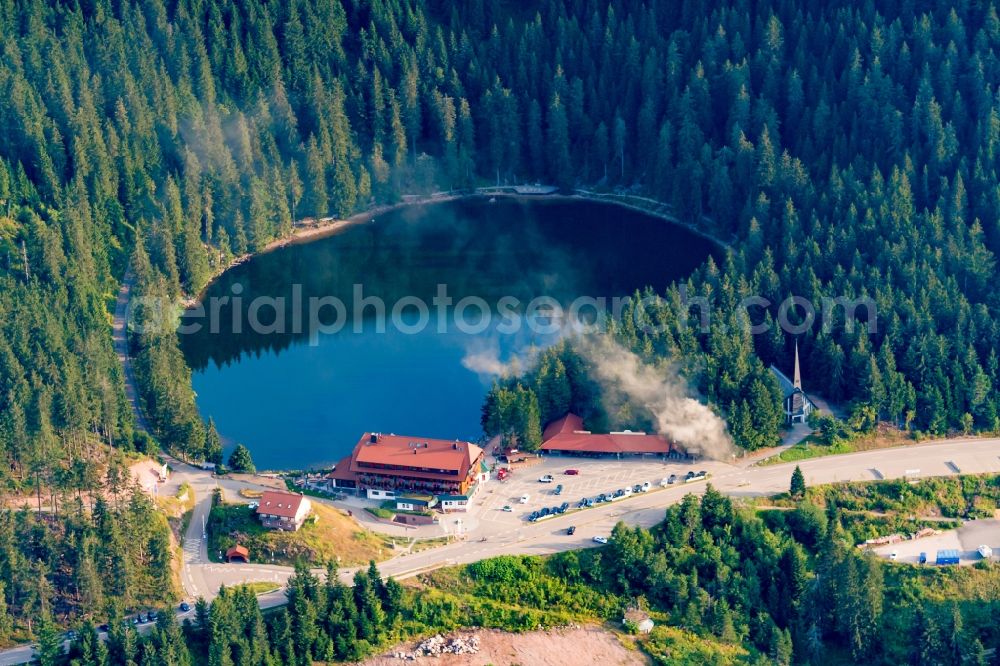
[{"left": 793, "top": 338, "right": 802, "bottom": 390}]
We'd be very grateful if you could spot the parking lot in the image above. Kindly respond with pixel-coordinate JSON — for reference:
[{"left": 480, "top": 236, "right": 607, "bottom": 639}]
[{"left": 472, "top": 454, "right": 736, "bottom": 530}]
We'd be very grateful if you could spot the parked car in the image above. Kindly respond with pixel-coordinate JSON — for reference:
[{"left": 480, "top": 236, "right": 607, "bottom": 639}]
[
  {"left": 623, "top": 487, "right": 633, "bottom": 496},
  {"left": 97, "top": 624, "right": 109, "bottom": 633},
  {"left": 559, "top": 502, "right": 569, "bottom": 512},
  {"left": 577, "top": 499, "right": 588, "bottom": 508},
  {"left": 539, "top": 474, "right": 554, "bottom": 483},
  {"left": 528, "top": 511, "right": 539, "bottom": 522},
  {"left": 519, "top": 494, "right": 530, "bottom": 503},
  {"left": 668, "top": 474, "right": 678, "bottom": 484},
  {"left": 65, "top": 631, "right": 78, "bottom": 641},
  {"left": 593, "top": 536, "right": 609, "bottom": 544},
  {"left": 179, "top": 602, "right": 191, "bottom": 613},
  {"left": 918, "top": 552, "right": 927, "bottom": 564},
  {"left": 567, "top": 526, "right": 576, "bottom": 535},
  {"left": 641, "top": 481, "right": 651, "bottom": 492},
  {"left": 540, "top": 507, "right": 551, "bottom": 516},
  {"left": 632, "top": 484, "right": 643, "bottom": 493},
  {"left": 148, "top": 610, "right": 158, "bottom": 622},
  {"left": 502, "top": 505, "right": 513, "bottom": 512},
  {"left": 553, "top": 484, "right": 563, "bottom": 495},
  {"left": 889, "top": 550, "right": 899, "bottom": 560},
  {"left": 684, "top": 471, "right": 696, "bottom": 480},
  {"left": 247, "top": 502, "right": 258, "bottom": 510},
  {"left": 564, "top": 469, "right": 580, "bottom": 475}
]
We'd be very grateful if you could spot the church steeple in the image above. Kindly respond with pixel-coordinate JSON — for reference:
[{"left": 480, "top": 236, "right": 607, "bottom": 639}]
[{"left": 793, "top": 338, "right": 802, "bottom": 390}]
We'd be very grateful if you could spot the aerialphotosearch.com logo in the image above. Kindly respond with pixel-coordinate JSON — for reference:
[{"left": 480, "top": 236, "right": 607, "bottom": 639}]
[{"left": 129, "top": 283, "right": 877, "bottom": 343}]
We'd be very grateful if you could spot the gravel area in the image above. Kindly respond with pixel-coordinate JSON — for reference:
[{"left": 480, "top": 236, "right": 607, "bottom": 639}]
[
  {"left": 872, "top": 519, "right": 1000, "bottom": 565},
  {"left": 360, "top": 626, "right": 648, "bottom": 666}
]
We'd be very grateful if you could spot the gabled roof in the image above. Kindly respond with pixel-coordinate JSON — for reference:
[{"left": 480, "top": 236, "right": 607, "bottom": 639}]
[
  {"left": 348, "top": 433, "right": 484, "bottom": 481},
  {"left": 542, "top": 413, "right": 586, "bottom": 441},
  {"left": 540, "top": 414, "right": 673, "bottom": 454},
  {"left": 327, "top": 454, "right": 358, "bottom": 481},
  {"left": 769, "top": 364, "right": 797, "bottom": 398},
  {"left": 256, "top": 490, "right": 307, "bottom": 519},
  {"left": 769, "top": 365, "right": 815, "bottom": 410}
]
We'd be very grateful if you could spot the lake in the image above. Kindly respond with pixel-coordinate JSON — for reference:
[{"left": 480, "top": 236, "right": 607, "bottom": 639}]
[{"left": 180, "top": 197, "right": 719, "bottom": 470}]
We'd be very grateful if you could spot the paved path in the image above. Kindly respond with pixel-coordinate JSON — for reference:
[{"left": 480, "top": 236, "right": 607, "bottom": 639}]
[
  {"left": 3, "top": 436, "right": 1000, "bottom": 664},
  {"left": 112, "top": 270, "right": 153, "bottom": 435}
]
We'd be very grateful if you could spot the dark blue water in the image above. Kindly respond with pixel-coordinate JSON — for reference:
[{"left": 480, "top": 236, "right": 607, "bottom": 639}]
[{"left": 180, "top": 197, "right": 718, "bottom": 470}]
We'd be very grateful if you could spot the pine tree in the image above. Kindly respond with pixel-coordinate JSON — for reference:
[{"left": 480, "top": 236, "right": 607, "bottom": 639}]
[
  {"left": 227, "top": 444, "right": 255, "bottom": 474},
  {"left": 204, "top": 418, "right": 223, "bottom": 465},
  {"left": 790, "top": 466, "right": 806, "bottom": 498}
]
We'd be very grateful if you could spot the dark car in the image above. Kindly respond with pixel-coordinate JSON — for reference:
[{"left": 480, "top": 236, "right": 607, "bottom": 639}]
[
  {"left": 564, "top": 469, "right": 579, "bottom": 475},
  {"left": 577, "top": 499, "right": 588, "bottom": 508},
  {"left": 685, "top": 471, "right": 696, "bottom": 480},
  {"left": 179, "top": 602, "right": 191, "bottom": 612},
  {"left": 528, "top": 511, "right": 539, "bottom": 521},
  {"left": 540, "top": 507, "right": 550, "bottom": 516},
  {"left": 632, "top": 484, "right": 643, "bottom": 493},
  {"left": 554, "top": 484, "right": 563, "bottom": 495},
  {"left": 567, "top": 526, "right": 576, "bottom": 535},
  {"left": 148, "top": 610, "right": 158, "bottom": 622},
  {"left": 560, "top": 502, "right": 569, "bottom": 511},
  {"left": 919, "top": 552, "right": 928, "bottom": 564},
  {"left": 668, "top": 474, "right": 677, "bottom": 484},
  {"left": 97, "top": 624, "right": 109, "bottom": 634}
]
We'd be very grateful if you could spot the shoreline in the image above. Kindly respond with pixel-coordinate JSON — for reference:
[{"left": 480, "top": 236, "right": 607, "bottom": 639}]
[{"left": 186, "top": 188, "right": 730, "bottom": 307}]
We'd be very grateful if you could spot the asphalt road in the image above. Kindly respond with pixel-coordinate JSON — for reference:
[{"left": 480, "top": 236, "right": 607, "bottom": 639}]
[{"left": 3, "top": 437, "right": 999, "bottom": 665}]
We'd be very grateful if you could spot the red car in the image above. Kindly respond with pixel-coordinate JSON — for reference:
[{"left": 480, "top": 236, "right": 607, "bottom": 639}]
[{"left": 564, "top": 469, "right": 579, "bottom": 475}]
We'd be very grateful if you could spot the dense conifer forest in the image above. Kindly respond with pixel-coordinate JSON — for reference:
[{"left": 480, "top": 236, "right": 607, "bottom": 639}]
[
  {"left": 54, "top": 483, "right": 1000, "bottom": 665},
  {"left": 1, "top": 0, "right": 1000, "bottom": 661}
]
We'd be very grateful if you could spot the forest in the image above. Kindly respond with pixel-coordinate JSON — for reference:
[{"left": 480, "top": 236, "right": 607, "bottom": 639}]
[
  {"left": 1, "top": 0, "right": 1000, "bottom": 656},
  {"left": 43, "top": 483, "right": 1000, "bottom": 665},
  {"left": 2, "top": 0, "right": 998, "bottom": 468}
]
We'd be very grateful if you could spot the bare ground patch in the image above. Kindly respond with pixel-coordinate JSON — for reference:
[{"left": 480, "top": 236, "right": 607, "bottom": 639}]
[{"left": 359, "top": 626, "right": 648, "bottom": 666}]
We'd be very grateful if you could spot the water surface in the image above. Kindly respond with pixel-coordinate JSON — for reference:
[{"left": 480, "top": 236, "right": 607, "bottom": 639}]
[{"left": 181, "top": 198, "right": 718, "bottom": 470}]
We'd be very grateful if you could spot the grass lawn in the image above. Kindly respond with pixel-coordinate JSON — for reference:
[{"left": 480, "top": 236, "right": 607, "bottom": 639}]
[
  {"left": 208, "top": 500, "right": 392, "bottom": 566},
  {"left": 763, "top": 429, "right": 918, "bottom": 466},
  {"left": 233, "top": 581, "right": 281, "bottom": 595}
]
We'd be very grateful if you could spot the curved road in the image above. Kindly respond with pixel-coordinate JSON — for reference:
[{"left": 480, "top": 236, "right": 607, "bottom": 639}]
[
  {"left": 3, "top": 435, "right": 999, "bottom": 664},
  {"left": 0, "top": 273, "right": 989, "bottom": 664}
]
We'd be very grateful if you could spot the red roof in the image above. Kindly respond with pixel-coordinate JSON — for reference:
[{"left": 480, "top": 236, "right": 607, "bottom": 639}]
[
  {"left": 256, "top": 490, "right": 307, "bottom": 519},
  {"left": 327, "top": 454, "right": 358, "bottom": 481},
  {"left": 540, "top": 414, "right": 673, "bottom": 455},
  {"left": 542, "top": 413, "right": 586, "bottom": 440},
  {"left": 226, "top": 544, "right": 249, "bottom": 560},
  {"left": 348, "top": 433, "right": 484, "bottom": 482}
]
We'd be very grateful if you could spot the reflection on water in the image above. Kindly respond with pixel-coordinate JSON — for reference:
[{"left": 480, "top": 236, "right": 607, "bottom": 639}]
[{"left": 180, "top": 198, "right": 718, "bottom": 470}]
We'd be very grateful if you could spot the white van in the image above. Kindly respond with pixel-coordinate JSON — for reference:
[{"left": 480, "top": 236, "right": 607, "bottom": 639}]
[{"left": 519, "top": 494, "right": 530, "bottom": 504}]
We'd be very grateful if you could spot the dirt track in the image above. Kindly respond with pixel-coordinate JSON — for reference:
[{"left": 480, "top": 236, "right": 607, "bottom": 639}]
[{"left": 360, "top": 626, "right": 648, "bottom": 666}]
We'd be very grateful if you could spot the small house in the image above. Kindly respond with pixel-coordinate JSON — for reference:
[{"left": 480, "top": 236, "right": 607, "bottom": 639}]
[
  {"left": 438, "top": 494, "right": 469, "bottom": 512},
  {"left": 395, "top": 496, "right": 436, "bottom": 512},
  {"left": 256, "top": 490, "right": 312, "bottom": 531},
  {"left": 225, "top": 544, "right": 250, "bottom": 563}
]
